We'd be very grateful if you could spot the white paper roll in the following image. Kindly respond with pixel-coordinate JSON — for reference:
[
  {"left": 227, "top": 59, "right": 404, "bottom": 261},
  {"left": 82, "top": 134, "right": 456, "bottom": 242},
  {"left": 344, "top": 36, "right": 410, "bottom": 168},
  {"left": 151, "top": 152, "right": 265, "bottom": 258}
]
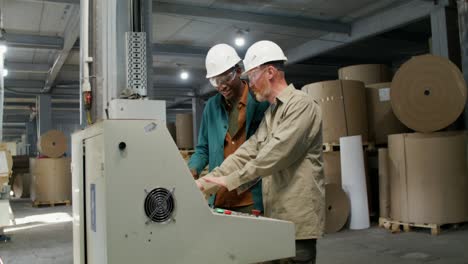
[{"left": 340, "top": 135, "right": 370, "bottom": 230}]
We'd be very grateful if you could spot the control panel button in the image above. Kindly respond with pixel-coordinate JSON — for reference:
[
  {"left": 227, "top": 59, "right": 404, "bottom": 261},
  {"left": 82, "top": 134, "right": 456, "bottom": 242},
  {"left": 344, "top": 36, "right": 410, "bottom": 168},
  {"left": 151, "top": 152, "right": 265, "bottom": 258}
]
[
  {"left": 224, "top": 210, "right": 232, "bottom": 215},
  {"left": 215, "top": 208, "right": 225, "bottom": 214}
]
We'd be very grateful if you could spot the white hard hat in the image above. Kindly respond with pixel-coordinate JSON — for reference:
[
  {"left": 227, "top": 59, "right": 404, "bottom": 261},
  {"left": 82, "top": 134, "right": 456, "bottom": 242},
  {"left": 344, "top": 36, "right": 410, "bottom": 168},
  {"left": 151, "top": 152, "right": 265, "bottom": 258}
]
[
  {"left": 242, "top": 40, "right": 288, "bottom": 74},
  {"left": 205, "top": 44, "right": 242, "bottom": 78}
]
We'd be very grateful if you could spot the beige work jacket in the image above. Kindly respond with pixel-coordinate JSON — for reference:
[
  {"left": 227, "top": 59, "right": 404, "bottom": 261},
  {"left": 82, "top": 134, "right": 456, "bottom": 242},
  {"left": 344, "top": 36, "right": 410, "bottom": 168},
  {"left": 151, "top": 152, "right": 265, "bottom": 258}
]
[{"left": 205, "top": 84, "right": 325, "bottom": 239}]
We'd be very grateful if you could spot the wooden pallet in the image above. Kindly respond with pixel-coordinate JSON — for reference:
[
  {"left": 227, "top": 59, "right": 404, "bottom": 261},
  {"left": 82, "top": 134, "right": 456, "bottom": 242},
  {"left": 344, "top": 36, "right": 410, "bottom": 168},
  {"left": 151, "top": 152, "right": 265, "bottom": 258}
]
[
  {"left": 33, "top": 200, "right": 71, "bottom": 208},
  {"left": 322, "top": 142, "right": 374, "bottom": 152},
  {"left": 377, "top": 217, "right": 466, "bottom": 235}
]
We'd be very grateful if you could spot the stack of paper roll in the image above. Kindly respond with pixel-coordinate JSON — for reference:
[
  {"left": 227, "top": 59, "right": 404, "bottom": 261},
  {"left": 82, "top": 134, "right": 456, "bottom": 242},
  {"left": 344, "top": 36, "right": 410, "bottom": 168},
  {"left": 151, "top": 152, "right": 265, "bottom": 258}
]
[
  {"left": 338, "top": 64, "right": 392, "bottom": 85},
  {"left": 37, "top": 130, "right": 67, "bottom": 158},
  {"left": 302, "top": 80, "right": 368, "bottom": 143},
  {"left": 388, "top": 132, "right": 468, "bottom": 224},
  {"left": 366, "top": 83, "right": 409, "bottom": 144},
  {"left": 391, "top": 55, "right": 467, "bottom": 132},
  {"left": 176, "top": 113, "right": 194, "bottom": 149},
  {"left": 30, "top": 157, "right": 72, "bottom": 203}
]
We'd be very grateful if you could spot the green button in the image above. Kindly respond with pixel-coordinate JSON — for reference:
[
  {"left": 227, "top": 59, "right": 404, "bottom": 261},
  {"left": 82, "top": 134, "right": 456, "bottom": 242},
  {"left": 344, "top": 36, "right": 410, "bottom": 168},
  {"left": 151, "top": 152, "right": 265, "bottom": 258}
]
[{"left": 215, "top": 208, "right": 225, "bottom": 214}]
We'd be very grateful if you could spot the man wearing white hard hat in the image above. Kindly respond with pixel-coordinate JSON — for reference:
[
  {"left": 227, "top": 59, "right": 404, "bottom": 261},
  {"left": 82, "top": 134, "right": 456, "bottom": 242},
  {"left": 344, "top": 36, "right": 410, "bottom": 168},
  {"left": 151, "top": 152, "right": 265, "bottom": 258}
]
[
  {"left": 197, "top": 40, "right": 324, "bottom": 263},
  {"left": 188, "top": 43, "right": 269, "bottom": 214}
]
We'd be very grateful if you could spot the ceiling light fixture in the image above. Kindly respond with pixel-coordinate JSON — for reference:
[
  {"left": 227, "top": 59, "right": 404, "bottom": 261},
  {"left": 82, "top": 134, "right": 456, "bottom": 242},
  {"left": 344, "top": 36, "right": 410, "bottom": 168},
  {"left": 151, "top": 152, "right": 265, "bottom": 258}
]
[
  {"left": 0, "top": 44, "right": 7, "bottom": 54},
  {"left": 3, "top": 69, "right": 7, "bottom": 77},
  {"left": 234, "top": 29, "right": 249, "bottom": 47},
  {"left": 180, "top": 70, "right": 189, "bottom": 80}
]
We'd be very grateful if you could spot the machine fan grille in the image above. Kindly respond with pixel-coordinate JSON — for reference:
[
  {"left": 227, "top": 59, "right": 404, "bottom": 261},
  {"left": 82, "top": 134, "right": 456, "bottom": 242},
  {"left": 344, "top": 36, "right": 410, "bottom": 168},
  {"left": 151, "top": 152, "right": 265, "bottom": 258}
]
[{"left": 144, "top": 188, "right": 175, "bottom": 223}]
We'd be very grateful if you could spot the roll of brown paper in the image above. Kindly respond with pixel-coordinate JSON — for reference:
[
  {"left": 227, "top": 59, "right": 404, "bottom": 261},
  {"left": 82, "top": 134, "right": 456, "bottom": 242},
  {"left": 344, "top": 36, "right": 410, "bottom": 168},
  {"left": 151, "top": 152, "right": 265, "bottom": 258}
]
[
  {"left": 30, "top": 158, "right": 71, "bottom": 203},
  {"left": 303, "top": 80, "right": 368, "bottom": 143},
  {"left": 366, "top": 83, "right": 409, "bottom": 144},
  {"left": 13, "top": 173, "right": 31, "bottom": 198},
  {"left": 37, "top": 130, "right": 67, "bottom": 158},
  {"left": 391, "top": 55, "right": 467, "bottom": 132},
  {"left": 325, "top": 183, "right": 350, "bottom": 233},
  {"left": 176, "top": 113, "right": 194, "bottom": 149},
  {"left": 378, "top": 148, "right": 390, "bottom": 218},
  {"left": 324, "top": 151, "right": 341, "bottom": 185},
  {"left": 338, "top": 64, "right": 392, "bottom": 85},
  {"left": 389, "top": 131, "right": 468, "bottom": 224}
]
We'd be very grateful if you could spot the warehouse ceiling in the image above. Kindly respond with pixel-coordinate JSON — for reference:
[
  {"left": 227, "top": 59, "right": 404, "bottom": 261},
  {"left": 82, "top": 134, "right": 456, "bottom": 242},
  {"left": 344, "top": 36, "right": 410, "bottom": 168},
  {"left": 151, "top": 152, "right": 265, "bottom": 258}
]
[{"left": 0, "top": 0, "right": 437, "bottom": 140}]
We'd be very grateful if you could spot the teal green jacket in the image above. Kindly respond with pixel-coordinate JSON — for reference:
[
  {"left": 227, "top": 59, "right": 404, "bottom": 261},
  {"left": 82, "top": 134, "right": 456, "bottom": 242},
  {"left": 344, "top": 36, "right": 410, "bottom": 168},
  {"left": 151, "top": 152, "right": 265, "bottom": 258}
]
[{"left": 188, "top": 90, "right": 269, "bottom": 210}]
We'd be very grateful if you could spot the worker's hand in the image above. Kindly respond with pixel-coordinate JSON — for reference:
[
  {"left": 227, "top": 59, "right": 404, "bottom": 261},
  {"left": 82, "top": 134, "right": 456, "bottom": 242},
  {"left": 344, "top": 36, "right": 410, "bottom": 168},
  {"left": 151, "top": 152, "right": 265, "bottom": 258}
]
[
  {"left": 195, "top": 179, "right": 205, "bottom": 191},
  {"left": 202, "top": 176, "right": 228, "bottom": 188},
  {"left": 190, "top": 169, "right": 199, "bottom": 179}
]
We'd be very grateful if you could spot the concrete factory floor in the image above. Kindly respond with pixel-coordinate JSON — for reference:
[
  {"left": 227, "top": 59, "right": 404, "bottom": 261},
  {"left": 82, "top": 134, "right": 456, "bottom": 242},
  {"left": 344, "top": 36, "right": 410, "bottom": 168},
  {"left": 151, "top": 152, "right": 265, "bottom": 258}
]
[{"left": 1, "top": 200, "right": 468, "bottom": 264}]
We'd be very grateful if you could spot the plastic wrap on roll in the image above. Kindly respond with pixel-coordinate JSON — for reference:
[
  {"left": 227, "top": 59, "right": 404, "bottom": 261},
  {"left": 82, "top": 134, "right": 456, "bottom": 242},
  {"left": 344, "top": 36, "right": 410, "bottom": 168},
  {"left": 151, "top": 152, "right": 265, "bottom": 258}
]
[
  {"left": 325, "top": 183, "right": 350, "bottom": 233},
  {"left": 37, "top": 130, "right": 67, "bottom": 158},
  {"left": 338, "top": 64, "right": 392, "bottom": 85},
  {"left": 389, "top": 131, "right": 468, "bottom": 224},
  {"left": 378, "top": 148, "right": 390, "bottom": 218},
  {"left": 176, "top": 113, "right": 194, "bottom": 149},
  {"left": 391, "top": 55, "right": 467, "bottom": 132},
  {"left": 340, "top": 135, "right": 370, "bottom": 230},
  {"left": 366, "top": 83, "right": 409, "bottom": 144},
  {"left": 302, "top": 80, "right": 368, "bottom": 143}
]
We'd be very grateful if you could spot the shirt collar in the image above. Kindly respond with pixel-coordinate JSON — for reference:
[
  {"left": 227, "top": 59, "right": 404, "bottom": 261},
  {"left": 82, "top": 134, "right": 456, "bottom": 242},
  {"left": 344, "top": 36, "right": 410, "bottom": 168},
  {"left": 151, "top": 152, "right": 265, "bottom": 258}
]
[
  {"left": 275, "top": 84, "right": 296, "bottom": 104},
  {"left": 222, "top": 81, "right": 248, "bottom": 109}
]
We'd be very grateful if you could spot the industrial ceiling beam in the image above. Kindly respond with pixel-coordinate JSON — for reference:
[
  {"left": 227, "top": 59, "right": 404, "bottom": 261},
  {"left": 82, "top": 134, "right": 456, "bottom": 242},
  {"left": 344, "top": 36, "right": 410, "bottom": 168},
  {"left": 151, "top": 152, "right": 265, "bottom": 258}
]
[
  {"left": 4, "top": 33, "right": 63, "bottom": 50},
  {"left": 42, "top": 5, "right": 80, "bottom": 93},
  {"left": 5, "top": 62, "right": 79, "bottom": 73},
  {"left": 5, "top": 62, "right": 50, "bottom": 73},
  {"left": 21, "top": 0, "right": 79, "bottom": 4},
  {"left": 153, "top": 43, "right": 208, "bottom": 58},
  {"left": 286, "top": 0, "right": 448, "bottom": 64},
  {"left": 152, "top": 1, "right": 351, "bottom": 34}
]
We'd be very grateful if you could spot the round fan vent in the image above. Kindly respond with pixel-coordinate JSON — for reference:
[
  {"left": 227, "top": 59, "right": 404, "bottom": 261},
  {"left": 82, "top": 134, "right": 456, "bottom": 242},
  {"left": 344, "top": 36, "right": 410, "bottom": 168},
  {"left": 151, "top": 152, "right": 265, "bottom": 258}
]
[{"left": 144, "top": 188, "right": 175, "bottom": 223}]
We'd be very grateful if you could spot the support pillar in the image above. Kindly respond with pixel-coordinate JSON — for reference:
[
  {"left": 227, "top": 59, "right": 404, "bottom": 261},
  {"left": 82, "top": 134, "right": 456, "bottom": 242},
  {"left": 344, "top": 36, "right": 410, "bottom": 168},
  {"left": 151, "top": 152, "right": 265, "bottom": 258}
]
[
  {"left": 458, "top": 0, "right": 468, "bottom": 129},
  {"left": 36, "top": 94, "right": 52, "bottom": 136},
  {"left": 192, "top": 97, "right": 204, "bottom": 145},
  {"left": 431, "top": 6, "right": 461, "bottom": 65}
]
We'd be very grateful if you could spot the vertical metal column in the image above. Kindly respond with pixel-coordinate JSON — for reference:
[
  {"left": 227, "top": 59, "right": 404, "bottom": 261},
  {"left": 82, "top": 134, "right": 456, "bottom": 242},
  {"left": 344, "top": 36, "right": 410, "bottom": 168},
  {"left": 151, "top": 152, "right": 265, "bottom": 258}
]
[
  {"left": 431, "top": 5, "right": 464, "bottom": 128},
  {"left": 142, "top": 0, "right": 154, "bottom": 99},
  {"left": 26, "top": 121, "right": 37, "bottom": 156},
  {"left": 431, "top": 6, "right": 461, "bottom": 66},
  {"left": 192, "top": 97, "right": 204, "bottom": 145},
  {"left": 458, "top": 0, "right": 468, "bottom": 129},
  {"left": 459, "top": 0, "right": 468, "bottom": 79},
  {"left": 0, "top": 50, "right": 4, "bottom": 141},
  {"left": 36, "top": 94, "right": 52, "bottom": 136}
]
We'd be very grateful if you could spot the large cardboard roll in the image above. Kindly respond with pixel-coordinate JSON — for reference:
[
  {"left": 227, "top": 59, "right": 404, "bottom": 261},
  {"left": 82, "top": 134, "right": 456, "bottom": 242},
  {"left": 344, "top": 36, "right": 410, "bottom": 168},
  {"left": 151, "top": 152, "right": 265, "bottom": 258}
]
[
  {"left": 30, "top": 158, "right": 71, "bottom": 203},
  {"left": 167, "top": 122, "right": 177, "bottom": 142},
  {"left": 176, "top": 113, "right": 194, "bottom": 149},
  {"left": 325, "top": 184, "right": 350, "bottom": 233},
  {"left": 37, "top": 130, "right": 67, "bottom": 158},
  {"left": 338, "top": 64, "right": 391, "bottom": 85},
  {"left": 302, "top": 80, "right": 368, "bottom": 143},
  {"left": 324, "top": 151, "right": 341, "bottom": 185},
  {"left": 378, "top": 148, "right": 390, "bottom": 218},
  {"left": 13, "top": 173, "right": 31, "bottom": 198},
  {"left": 366, "top": 83, "right": 409, "bottom": 144},
  {"left": 391, "top": 55, "right": 467, "bottom": 132},
  {"left": 389, "top": 131, "right": 468, "bottom": 224}
]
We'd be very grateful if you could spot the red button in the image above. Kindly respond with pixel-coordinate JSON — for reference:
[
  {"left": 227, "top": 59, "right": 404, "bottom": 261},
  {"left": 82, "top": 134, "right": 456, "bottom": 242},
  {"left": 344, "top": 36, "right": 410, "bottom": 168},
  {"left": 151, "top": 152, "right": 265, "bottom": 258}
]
[
  {"left": 251, "top": 210, "right": 261, "bottom": 217},
  {"left": 224, "top": 210, "right": 232, "bottom": 215}
]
